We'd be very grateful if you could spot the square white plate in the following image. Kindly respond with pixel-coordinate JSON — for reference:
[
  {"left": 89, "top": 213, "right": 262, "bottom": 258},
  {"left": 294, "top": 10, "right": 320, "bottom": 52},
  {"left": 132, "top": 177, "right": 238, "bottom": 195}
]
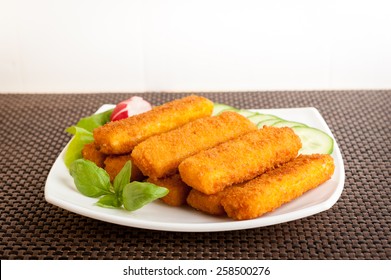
[{"left": 45, "top": 105, "right": 344, "bottom": 232}]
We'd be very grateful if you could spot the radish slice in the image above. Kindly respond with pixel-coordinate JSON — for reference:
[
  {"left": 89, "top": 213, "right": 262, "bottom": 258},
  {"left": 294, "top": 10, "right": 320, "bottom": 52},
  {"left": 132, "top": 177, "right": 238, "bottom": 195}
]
[{"left": 110, "top": 96, "right": 152, "bottom": 121}]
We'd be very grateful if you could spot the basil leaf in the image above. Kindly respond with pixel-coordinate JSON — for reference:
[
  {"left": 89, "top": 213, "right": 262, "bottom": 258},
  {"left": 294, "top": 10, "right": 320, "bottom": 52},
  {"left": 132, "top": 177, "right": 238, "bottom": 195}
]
[
  {"left": 64, "top": 127, "right": 94, "bottom": 168},
  {"left": 96, "top": 194, "right": 122, "bottom": 208},
  {"left": 66, "top": 109, "right": 113, "bottom": 134},
  {"left": 122, "top": 182, "right": 169, "bottom": 211},
  {"left": 113, "top": 161, "right": 132, "bottom": 196},
  {"left": 69, "top": 159, "right": 112, "bottom": 197}
]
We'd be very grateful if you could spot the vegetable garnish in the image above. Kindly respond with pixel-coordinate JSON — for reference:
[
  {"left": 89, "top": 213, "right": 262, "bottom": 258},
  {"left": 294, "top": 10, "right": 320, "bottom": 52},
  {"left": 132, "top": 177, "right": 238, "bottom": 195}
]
[
  {"left": 64, "top": 96, "right": 151, "bottom": 168},
  {"left": 110, "top": 96, "right": 152, "bottom": 122},
  {"left": 64, "top": 109, "right": 113, "bottom": 168},
  {"left": 69, "top": 159, "right": 111, "bottom": 197},
  {"left": 213, "top": 103, "right": 334, "bottom": 155},
  {"left": 63, "top": 127, "right": 94, "bottom": 169},
  {"left": 122, "top": 182, "right": 170, "bottom": 211},
  {"left": 69, "top": 159, "right": 169, "bottom": 211},
  {"left": 67, "top": 108, "right": 114, "bottom": 133}
]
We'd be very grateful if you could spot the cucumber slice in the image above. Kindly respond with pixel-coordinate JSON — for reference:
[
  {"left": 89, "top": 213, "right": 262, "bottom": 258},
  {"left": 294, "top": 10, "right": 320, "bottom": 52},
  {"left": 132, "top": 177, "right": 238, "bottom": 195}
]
[
  {"left": 292, "top": 127, "right": 334, "bottom": 155},
  {"left": 212, "top": 103, "right": 236, "bottom": 115},
  {"left": 248, "top": 114, "right": 281, "bottom": 124},
  {"left": 257, "top": 118, "right": 282, "bottom": 128},
  {"left": 236, "top": 109, "right": 257, "bottom": 118},
  {"left": 273, "top": 120, "right": 307, "bottom": 128}
]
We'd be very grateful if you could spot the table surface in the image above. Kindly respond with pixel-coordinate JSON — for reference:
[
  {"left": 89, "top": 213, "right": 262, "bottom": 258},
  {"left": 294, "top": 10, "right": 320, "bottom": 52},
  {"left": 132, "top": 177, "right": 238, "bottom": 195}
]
[{"left": 1, "top": 91, "right": 390, "bottom": 260}]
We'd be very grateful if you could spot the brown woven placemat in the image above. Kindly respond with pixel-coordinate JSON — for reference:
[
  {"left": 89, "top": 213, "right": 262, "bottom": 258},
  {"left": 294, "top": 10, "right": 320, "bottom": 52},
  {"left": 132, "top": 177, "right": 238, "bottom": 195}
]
[{"left": 1, "top": 91, "right": 390, "bottom": 260}]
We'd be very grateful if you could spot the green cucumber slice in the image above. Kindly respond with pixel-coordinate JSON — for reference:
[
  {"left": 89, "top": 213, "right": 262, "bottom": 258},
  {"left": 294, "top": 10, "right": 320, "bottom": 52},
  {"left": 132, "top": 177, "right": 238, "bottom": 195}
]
[
  {"left": 212, "top": 103, "right": 236, "bottom": 115},
  {"left": 292, "top": 127, "right": 334, "bottom": 155},
  {"left": 248, "top": 114, "right": 281, "bottom": 124},
  {"left": 273, "top": 120, "right": 307, "bottom": 128},
  {"left": 236, "top": 109, "right": 257, "bottom": 118},
  {"left": 257, "top": 118, "right": 282, "bottom": 128}
]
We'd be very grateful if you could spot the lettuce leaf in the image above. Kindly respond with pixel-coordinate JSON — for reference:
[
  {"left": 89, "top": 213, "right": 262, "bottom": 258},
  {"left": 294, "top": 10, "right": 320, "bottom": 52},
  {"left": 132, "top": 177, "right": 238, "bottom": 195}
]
[
  {"left": 64, "top": 108, "right": 113, "bottom": 168},
  {"left": 64, "top": 127, "right": 94, "bottom": 168},
  {"left": 66, "top": 109, "right": 113, "bottom": 134}
]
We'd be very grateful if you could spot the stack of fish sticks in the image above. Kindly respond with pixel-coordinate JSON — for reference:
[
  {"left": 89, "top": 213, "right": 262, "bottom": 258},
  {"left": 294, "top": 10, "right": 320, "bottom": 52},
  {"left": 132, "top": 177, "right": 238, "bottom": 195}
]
[{"left": 83, "top": 95, "right": 335, "bottom": 220}]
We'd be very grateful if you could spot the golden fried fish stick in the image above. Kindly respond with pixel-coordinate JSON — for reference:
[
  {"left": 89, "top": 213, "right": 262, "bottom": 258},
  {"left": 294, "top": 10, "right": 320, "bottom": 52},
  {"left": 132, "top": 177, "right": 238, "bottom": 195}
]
[
  {"left": 187, "top": 188, "right": 232, "bottom": 216},
  {"left": 81, "top": 142, "right": 106, "bottom": 168},
  {"left": 104, "top": 154, "right": 144, "bottom": 182},
  {"left": 221, "top": 154, "right": 335, "bottom": 220},
  {"left": 131, "top": 111, "right": 257, "bottom": 179},
  {"left": 178, "top": 126, "right": 302, "bottom": 195},
  {"left": 94, "top": 95, "right": 214, "bottom": 155},
  {"left": 147, "top": 174, "right": 191, "bottom": 207}
]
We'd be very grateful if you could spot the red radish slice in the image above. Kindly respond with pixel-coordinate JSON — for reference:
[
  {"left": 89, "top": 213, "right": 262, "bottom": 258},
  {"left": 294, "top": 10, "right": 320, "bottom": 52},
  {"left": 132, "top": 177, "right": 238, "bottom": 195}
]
[{"left": 110, "top": 96, "right": 152, "bottom": 121}]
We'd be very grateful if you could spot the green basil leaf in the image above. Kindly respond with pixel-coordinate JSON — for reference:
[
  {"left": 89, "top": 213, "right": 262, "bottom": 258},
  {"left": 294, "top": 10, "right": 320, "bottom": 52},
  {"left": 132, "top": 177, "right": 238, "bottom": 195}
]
[
  {"left": 66, "top": 109, "right": 113, "bottom": 134},
  {"left": 69, "top": 159, "right": 112, "bottom": 197},
  {"left": 122, "top": 182, "right": 169, "bottom": 211},
  {"left": 113, "top": 161, "right": 132, "bottom": 196},
  {"left": 95, "top": 194, "right": 122, "bottom": 208},
  {"left": 64, "top": 127, "right": 94, "bottom": 168}
]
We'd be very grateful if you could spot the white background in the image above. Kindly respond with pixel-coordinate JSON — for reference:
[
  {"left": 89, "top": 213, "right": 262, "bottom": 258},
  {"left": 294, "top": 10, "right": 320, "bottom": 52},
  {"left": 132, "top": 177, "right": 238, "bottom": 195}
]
[
  {"left": 2, "top": 260, "right": 390, "bottom": 280},
  {"left": 0, "top": 0, "right": 390, "bottom": 93}
]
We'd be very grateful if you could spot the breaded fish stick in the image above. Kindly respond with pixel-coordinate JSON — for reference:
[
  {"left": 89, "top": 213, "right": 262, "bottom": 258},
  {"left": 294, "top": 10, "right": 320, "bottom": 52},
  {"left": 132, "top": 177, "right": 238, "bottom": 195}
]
[
  {"left": 82, "top": 142, "right": 106, "bottom": 168},
  {"left": 131, "top": 111, "right": 257, "bottom": 179},
  {"left": 94, "top": 95, "right": 214, "bottom": 154},
  {"left": 187, "top": 188, "right": 233, "bottom": 216},
  {"left": 178, "top": 126, "right": 302, "bottom": 195},
  {"left": 221, "top": 154, "right": 335, "bottom": 220},
  {"left": 147, "top": 174, "right": 191, "bottom": 207},
  {"left": 104, "top": 154, "right": 144, "bottom": 182}
]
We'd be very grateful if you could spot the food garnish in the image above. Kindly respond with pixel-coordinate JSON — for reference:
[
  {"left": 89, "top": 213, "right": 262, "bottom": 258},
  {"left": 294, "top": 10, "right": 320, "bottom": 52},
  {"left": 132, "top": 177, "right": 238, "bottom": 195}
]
[
  {"left": 69, "top": 159, "right": 168, "bottom": 211},
  {"left": 110, "top": 96, "right": 152, "bottom": 122},
  {"left": 64, "top": 109, "right": 113, "bottom": 168},
  {"left": 213, "top": 103, "right": 334, "bottom": 155}
]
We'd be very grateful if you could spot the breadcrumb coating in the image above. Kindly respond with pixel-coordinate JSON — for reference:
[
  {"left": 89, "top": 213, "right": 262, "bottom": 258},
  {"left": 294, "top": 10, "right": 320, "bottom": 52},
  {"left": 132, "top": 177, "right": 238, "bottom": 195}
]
[
  {"left": 178, "top": 126, "right": 302, "bottom": 195},
  {"left": 147, "top": 174, "right": 191, "bottom": 207},
  {"left": 221, "top": 154, "right": 335, "bottom": 220},
  {"left": 131, "top": 111, "right": 257, "bottom": 179},
  {"left": 94, "top": 95, "right": 214, "bottom": 155},
  {"left": 187, "top": 188, "right": 233, "bottom": 216},
  {"left": 104, "top": 154, "right": 144, "bottom": 182},
  {"left": 81, "top": 142, "right": 106, "bottom": 168}
]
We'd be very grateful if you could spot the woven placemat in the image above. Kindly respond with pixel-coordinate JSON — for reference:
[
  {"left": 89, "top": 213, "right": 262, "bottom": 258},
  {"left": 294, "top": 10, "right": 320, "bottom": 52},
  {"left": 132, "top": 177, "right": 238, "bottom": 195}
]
[{"left": 1, "top": 91, "right": 390, "bottom": 260}]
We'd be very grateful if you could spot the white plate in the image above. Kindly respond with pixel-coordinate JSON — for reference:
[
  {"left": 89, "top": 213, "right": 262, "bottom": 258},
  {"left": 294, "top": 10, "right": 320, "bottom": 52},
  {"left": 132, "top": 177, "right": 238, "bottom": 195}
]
[{"left": 45, "top": 105, "right": 345, "bottom": 232}]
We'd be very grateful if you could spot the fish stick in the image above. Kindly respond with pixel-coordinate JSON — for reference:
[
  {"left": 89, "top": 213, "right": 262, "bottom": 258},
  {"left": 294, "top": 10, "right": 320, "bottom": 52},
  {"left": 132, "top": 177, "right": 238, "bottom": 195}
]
[
  {"left": 131, "top": 111, "right": 257, "bottom": 179},
  {"left": 104, "top": 154, "right": 144, "bottom": 182},
  {"left": 178, "top": 126, "right": 302, "bottom": 195},
  {"left": 94, "top": 95, "right": 214, "bottom": 155},
  {"left": 81, "top": 142, "right": 106, "bottom": 168},
  {"left": 147, "top": 174, "right": 191, "bottom": 207},
  {"left": 221, "top": 154, "right": 335, "bottom": 220},
  {"left": 187, "top": 188, "right": 233, "bottom": 216}
]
